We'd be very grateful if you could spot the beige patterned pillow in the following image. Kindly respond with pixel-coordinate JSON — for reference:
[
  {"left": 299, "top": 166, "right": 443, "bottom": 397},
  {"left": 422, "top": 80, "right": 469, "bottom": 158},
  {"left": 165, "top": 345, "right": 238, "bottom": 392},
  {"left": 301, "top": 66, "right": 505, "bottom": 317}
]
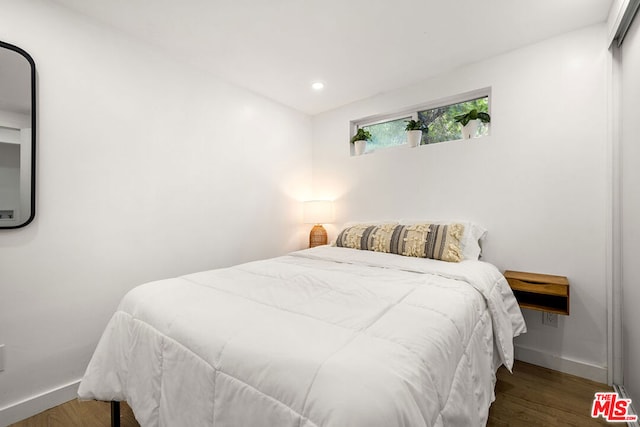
[
  {"left": 335, "top": 222, "right": 464, "bottom": 262},
  {"left": 395, "top": 223, "right": 464, "bottom": 262},
  {"left": 335, "top": 223, "right": 398, "bottom": 251}
]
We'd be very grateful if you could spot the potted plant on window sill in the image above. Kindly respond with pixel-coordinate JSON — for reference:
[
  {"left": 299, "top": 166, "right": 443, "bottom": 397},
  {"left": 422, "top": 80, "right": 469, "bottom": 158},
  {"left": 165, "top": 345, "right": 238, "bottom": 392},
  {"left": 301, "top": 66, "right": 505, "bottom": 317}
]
[
  {"left": 404, "top": 119, "right": 428, "bottom": 148},
  {"left": 351, "top": 128, "right": 372, "bottom": 156},
  {"left": 454, "top": 109, "right": 490, "bottom": 139}
]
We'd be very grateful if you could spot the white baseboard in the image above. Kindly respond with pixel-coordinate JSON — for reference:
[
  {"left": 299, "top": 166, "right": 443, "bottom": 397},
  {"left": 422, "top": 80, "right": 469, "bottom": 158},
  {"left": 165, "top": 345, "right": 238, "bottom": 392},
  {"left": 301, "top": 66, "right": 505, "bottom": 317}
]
[
  {"left": 0, "top": 379, "right": 80, "bottom": 427},
  {"left": 514, "top": 344, "right": 608, "bottom": 384}
]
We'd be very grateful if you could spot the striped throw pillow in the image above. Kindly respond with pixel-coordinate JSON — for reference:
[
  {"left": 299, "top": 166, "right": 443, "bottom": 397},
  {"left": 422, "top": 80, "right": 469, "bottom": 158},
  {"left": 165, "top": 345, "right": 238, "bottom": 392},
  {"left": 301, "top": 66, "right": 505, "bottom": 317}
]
[
  {"left": 336, "top": 222, "right": 464, "bottom": 262},
  {"left": 394, "top": 223, "right": 464, "bottom": 262},
  {"left": 335, "top": 223, "right": 398, "bottom": 252}
]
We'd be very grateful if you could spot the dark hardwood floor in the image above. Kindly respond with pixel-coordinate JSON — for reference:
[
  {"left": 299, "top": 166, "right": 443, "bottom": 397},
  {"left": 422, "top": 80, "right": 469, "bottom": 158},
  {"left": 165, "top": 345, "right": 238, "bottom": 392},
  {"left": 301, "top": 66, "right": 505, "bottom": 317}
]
[
  {"left": 488, "top": 361, "right": 615, "bottom": 426},
  {"left": 10, "top": 361, "right": 615, "bottom": 426}
]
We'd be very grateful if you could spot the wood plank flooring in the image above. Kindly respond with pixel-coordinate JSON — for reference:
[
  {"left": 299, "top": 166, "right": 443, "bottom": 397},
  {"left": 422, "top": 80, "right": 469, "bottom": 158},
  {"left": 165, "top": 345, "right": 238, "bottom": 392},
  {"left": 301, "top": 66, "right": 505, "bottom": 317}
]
[
  {"left": 488, "top": 361, "right": 615, "bottom": 426},
  {"left": 10, "top": 361, "right": 615, "bottom": 426},
  {"left": 9, "top": 399, "right": 138, "bottom": 427}
]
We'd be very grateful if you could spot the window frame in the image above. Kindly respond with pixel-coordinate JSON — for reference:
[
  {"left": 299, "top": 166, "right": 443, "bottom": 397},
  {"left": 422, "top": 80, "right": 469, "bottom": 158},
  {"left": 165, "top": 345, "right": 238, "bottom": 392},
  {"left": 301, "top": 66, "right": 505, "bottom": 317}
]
[{"left": 350, "top": 87, "right": 492, "bottom": 155}]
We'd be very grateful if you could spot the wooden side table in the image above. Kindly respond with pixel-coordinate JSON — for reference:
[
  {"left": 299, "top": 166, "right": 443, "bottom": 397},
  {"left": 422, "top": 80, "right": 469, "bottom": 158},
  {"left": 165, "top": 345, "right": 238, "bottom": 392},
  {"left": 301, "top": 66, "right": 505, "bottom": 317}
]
[{"left": 503, "top": 270, "right": 570, "bottom": 315}]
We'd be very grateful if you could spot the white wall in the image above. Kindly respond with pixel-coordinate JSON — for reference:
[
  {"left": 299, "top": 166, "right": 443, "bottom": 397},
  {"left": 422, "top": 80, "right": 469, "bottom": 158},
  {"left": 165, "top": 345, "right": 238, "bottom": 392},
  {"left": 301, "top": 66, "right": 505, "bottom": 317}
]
[
  {"left": 620, "top": 10, "right": 640, "bottom": 404},
  {"left": 312, "top": 25, "right": 609, "bottom": 381},
  {"left": 0, "top": 0, "right": 312, "bottom": 423}
]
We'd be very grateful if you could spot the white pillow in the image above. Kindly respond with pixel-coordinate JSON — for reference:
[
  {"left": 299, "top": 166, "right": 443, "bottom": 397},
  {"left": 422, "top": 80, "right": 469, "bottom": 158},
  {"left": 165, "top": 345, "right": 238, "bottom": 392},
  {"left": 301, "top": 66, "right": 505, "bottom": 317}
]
[{"left": 399, "top": 219, "right": 487, "bottom": 260}]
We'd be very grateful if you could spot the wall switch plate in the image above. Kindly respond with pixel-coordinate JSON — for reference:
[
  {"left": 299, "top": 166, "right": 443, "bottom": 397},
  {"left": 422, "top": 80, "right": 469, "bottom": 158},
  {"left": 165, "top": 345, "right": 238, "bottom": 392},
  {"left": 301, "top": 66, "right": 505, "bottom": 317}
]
[
  {"left": 0, "top": 344, "right": 4, "bottom": 372},
  {"left": 542, "top": 312, "right": 559, "bottom": 327}
]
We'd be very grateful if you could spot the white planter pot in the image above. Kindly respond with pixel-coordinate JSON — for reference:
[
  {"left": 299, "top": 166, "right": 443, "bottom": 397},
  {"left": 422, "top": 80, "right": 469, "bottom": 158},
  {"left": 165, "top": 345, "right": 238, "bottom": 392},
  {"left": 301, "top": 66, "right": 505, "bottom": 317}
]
[
  {"left": 406, "top": 130, "right": 422, "bottom": 147},
  {"left": 354, "top": 140, "right": 367, "bottom": 155},
  {"left": 461, "top": 120, "right": 479, "bottom": 139}
]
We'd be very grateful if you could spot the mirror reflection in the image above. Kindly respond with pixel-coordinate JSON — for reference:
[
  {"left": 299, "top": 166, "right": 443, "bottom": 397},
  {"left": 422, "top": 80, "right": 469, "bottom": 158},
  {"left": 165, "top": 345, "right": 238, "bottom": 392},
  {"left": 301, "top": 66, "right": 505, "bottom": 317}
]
[{"left": 0, "top": 41, "right": 35, "bottom": 229}]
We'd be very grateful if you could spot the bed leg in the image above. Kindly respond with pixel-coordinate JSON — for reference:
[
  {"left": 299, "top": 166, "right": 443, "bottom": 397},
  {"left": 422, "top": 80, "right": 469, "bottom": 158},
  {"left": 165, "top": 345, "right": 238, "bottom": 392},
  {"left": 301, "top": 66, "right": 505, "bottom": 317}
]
[{"left": 111, "top": 401, "right": 121, "bottom": 427}]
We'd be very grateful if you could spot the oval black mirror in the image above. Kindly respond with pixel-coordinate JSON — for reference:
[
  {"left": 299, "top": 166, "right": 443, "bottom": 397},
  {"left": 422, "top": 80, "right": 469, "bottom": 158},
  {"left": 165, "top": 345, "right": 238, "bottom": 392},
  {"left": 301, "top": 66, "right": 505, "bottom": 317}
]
[{"left": 0, "top": 41, "right": 36, "bottom": 229}]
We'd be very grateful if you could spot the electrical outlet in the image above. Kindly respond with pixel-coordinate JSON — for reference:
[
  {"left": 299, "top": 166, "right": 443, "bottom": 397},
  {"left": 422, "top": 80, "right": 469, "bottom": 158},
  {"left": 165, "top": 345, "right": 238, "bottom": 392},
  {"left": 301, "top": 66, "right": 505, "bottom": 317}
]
[
  {"left": 0, "top": 344, "right": 4, "bottom": 372},
  {"left": 542, "top": 312, "right": 558, "bottom": 327}
]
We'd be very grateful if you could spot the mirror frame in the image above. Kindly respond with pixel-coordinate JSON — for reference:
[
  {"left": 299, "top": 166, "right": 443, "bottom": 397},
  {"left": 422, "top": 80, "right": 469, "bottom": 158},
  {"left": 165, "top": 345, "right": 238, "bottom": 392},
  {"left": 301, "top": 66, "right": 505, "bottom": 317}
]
[{"left": 0, "top": 40, "right": 36, "bottom": 229}]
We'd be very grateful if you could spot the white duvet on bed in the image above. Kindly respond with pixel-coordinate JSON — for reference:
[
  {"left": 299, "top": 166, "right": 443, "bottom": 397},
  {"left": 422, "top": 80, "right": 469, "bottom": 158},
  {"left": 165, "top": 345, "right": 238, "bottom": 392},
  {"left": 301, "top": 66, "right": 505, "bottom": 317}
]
[{"left": 78, "top": 246, "right": 526, "bottom": 427}]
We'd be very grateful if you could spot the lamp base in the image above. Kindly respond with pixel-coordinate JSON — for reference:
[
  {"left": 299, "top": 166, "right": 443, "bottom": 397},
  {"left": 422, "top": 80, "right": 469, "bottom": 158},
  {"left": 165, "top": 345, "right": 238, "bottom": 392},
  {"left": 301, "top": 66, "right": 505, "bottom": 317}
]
[{"left": 309, "top": 224, "right": 327, "bottom": 248}]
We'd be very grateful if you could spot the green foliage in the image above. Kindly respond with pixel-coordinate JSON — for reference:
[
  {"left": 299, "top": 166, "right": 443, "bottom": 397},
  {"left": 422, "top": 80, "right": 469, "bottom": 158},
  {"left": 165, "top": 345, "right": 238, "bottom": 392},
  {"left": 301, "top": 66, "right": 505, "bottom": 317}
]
[
  {"left": 453, "top": 109, "right": 491, "bottom": 126},
  {"left": 362, "top": 118, "right": 407, "bottom": 149},
  {"left": 354, "top": 97, "right": 490, "bottom": 150},
  {"left": 350, "top": 128, "right": 372, "bottom": 143},
  {"left": 404, "top": 119, "right": 428, "bottom": 132},
  {"left": 419, "top": 97, "right": 489, "bottom": 144}
]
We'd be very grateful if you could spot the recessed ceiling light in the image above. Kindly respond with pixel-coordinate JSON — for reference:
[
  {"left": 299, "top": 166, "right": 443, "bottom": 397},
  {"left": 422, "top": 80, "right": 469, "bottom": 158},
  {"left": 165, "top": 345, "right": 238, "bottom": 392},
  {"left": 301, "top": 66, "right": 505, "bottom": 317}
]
[{"left": 311, "top": 82, "right": 324, "bottom": 91}]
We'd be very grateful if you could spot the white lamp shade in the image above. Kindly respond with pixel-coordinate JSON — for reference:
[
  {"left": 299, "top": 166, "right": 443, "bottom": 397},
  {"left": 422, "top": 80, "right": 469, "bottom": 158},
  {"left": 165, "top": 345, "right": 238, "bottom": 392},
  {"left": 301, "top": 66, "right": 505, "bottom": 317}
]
[{"left": 303, "top": 200, "right": 334, "bottom": 224}]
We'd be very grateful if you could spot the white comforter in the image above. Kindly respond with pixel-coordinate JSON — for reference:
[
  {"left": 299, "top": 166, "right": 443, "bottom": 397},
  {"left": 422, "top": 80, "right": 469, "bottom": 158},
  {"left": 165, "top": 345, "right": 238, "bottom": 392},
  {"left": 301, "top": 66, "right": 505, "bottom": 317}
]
[{"left": 78, "top": 246, "right": 526, "bottom": 427}]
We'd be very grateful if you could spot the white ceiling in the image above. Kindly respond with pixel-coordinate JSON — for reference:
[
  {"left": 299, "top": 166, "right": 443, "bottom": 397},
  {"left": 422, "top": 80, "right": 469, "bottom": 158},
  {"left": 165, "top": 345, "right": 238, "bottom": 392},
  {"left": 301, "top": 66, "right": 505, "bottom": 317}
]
[{"left": 51, "top": 0, "right": 612, "bottom": 115}]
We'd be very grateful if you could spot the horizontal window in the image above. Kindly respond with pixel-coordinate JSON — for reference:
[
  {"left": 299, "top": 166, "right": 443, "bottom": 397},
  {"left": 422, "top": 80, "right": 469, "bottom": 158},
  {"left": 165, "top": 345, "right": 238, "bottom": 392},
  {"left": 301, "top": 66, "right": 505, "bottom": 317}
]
[
  {"left": 419, "top": 96, "right": 489, "bottom": 144},
  {"left": 361, "top": 116, "right": 411, "bottom": 153},
  {"left": 350, "top": 88, "right": 491, "bottom": 155}
]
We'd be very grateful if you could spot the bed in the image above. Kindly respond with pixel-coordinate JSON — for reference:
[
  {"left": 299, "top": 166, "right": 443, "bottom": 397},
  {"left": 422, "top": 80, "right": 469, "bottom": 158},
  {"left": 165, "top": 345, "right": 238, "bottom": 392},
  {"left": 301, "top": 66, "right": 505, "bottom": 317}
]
[{"left": 78, "top": 236, "right": 526, "bottom": 426}]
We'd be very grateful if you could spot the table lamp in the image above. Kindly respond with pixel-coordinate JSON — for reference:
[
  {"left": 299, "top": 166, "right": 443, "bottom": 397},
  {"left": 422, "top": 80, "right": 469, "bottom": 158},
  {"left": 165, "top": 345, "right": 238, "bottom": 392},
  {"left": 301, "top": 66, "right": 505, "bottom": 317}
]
[{"left": 303, "top": 200, "right": 334, "bottom": 248}]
